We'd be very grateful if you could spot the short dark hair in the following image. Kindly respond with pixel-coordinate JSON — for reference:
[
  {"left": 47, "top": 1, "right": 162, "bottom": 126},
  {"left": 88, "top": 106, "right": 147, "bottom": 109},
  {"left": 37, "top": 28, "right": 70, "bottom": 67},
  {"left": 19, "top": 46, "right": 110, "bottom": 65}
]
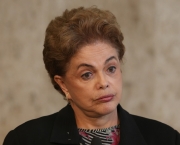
[{"left": 43, "top": 6, "right": 125, "bottom": 97}]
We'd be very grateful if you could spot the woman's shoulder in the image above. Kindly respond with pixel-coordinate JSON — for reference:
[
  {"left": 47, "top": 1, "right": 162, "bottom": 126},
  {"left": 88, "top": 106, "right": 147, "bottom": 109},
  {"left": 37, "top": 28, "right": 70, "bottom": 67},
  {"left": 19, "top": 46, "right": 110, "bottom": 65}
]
[
  {"left": 15, "top": 112, "right": 58, "bottom": 132},
  {"left": 132, "top": 114, "right": 180, "bottom": 144},
  {"left": 3, "top": 112, "right": 59, "bottom": 145},
  {"left": 132, "top": 114, "right": 177, "bottom": 131}
]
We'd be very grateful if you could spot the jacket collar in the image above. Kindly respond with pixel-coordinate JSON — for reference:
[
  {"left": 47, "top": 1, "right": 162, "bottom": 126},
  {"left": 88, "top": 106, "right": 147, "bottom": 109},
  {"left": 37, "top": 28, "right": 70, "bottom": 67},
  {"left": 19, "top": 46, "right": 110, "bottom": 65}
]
[
  {"left": 118, "top": 105, "right": 147, "bottom": 145},
  {"left": 50, "top": 104, "right": 147, "bottom": 145},
  {"left": 50, "top": 104, "right": 81, "bottom": 144}
]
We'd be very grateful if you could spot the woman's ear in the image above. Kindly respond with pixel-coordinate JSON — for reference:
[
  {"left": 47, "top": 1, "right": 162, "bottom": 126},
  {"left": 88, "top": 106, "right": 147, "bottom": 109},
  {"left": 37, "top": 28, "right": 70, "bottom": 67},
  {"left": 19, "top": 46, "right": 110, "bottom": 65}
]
[{"left": 54, "top": 75, "right": 68, "bottom": 94}]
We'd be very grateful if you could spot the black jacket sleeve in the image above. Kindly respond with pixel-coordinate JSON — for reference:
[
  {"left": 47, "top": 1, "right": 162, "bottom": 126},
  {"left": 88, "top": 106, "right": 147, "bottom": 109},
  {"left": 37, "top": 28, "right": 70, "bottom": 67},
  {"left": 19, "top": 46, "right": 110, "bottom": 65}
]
[
  {"left": 175, "top": 130, "right": 180, "bottom": 145},
  {"left": 3, "top": 130, "right": 20, "bottom": 145}
]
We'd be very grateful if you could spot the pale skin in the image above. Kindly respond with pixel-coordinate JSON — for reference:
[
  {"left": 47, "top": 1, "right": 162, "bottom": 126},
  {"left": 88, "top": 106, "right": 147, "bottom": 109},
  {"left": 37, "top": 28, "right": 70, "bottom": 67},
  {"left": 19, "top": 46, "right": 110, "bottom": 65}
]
[{"left": 54, "top": 41, "right": 122, "bottom": 129}]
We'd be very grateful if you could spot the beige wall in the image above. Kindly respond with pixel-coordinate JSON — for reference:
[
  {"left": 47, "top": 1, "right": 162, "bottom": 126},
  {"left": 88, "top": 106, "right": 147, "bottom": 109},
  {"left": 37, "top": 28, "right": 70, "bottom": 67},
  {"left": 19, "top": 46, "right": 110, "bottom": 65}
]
[{"left": 1, "top": 0, "right": 180, "bottom": 143}]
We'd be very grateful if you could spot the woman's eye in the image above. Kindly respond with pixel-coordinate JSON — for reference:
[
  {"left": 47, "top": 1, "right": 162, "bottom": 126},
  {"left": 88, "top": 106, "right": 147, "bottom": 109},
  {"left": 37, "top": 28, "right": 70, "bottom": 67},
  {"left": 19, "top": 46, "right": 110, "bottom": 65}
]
[
  {"left": 108, "top": 66, "right": 116, "bottom": 73},
  {"left": 81, "top": 72, "right": 92, "bottom": 80}
]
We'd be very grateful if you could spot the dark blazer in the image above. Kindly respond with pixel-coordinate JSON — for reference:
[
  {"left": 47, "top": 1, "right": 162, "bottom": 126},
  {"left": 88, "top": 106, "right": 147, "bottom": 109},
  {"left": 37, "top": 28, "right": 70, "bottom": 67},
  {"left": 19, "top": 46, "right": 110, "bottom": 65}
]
[{"left": 3, "top": 104, "right": 180, "bottom": 145}]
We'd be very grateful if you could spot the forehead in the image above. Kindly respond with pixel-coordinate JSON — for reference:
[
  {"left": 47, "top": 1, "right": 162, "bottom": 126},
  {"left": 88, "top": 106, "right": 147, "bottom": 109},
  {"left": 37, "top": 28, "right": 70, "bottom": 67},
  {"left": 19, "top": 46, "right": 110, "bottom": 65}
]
[
  {"left": 69, "top": 42, "right": 119, "bottom": 66},
  {"left": 74, "top": 42, "right": 118, "bottom": 59}
]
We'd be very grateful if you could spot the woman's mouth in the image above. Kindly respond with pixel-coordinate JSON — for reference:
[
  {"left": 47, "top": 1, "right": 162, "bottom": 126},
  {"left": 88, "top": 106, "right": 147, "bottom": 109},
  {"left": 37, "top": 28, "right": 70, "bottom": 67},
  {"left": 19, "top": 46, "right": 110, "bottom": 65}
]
[{"left": 96, "top": 94, "right": 114, "bottom": 102}]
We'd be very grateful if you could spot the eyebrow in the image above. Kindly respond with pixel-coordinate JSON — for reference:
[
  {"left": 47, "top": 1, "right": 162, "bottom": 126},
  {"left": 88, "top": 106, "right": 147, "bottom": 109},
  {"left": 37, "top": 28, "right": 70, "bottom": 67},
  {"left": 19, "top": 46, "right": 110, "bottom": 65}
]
[
  {"left": 105, "top": 56, "right": 117, "bottom": 64},
  {"left": 77, "top": 56, "right": 117, "bottom": 70}
]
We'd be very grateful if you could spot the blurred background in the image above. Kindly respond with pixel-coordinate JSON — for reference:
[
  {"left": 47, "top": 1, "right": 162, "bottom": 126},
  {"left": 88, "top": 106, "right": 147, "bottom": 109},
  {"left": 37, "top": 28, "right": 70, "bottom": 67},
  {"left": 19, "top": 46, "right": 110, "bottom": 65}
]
[{"left": 1, "top": 0, "right": 180, "bottom": 143}]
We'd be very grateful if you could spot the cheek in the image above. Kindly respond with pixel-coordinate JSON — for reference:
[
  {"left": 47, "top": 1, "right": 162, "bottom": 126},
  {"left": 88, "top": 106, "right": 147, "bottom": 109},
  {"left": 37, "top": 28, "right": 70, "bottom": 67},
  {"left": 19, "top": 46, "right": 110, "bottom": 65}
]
[
  {"left": 112, "top": 73, "right": 122, "bottom": 90},
  {"left": 66, "top": 81, "right": 91, "bottom": 98},
  {"left": 114, "top": 81, "right": 122, "bottom": 93}
]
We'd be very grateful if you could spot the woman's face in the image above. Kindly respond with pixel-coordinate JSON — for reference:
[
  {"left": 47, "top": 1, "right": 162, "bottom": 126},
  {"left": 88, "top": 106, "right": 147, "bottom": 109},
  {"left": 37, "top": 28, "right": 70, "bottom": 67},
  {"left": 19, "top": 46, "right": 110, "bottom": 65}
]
[{"left": 55, "top": 41, "right": 122, "bottom": 118}]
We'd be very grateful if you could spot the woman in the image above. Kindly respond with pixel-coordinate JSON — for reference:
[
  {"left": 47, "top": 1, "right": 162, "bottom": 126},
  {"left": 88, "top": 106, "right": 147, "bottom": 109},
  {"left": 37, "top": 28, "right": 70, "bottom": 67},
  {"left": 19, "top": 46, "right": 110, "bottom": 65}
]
[{"left": 3, "top": 6, "right": 180, "bottom": 145}]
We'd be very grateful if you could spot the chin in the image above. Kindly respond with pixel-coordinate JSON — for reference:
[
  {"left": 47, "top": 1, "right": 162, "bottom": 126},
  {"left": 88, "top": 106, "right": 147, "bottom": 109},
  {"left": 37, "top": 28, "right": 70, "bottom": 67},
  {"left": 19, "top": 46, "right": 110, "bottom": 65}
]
[{"left": 97, "top": 101, "right": 118, "bottom": 116}]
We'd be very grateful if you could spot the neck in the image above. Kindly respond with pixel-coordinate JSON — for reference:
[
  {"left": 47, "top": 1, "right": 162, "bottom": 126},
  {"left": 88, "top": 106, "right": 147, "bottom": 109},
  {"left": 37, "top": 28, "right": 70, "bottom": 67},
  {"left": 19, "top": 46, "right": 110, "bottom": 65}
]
[{"left": 73, "top": 106, "right": 119, "bottom": 129}]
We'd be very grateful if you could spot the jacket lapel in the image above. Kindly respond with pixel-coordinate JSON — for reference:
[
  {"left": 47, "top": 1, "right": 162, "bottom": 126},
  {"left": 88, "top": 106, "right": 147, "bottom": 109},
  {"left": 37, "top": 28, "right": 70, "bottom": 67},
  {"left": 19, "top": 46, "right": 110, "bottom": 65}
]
[
  {"left": 50, "top": 104, "right": 81, "bottom": 144},
  {"left": 118, "top": 105, "right": 147, "bottom": 145}
]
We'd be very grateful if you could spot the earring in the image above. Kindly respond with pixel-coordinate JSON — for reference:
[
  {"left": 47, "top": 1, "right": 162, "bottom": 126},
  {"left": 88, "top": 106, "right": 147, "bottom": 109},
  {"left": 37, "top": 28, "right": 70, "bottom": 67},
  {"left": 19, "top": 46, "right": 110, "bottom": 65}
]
[{"left": 65, "top": 92, "right": 70, "bottom": 100}]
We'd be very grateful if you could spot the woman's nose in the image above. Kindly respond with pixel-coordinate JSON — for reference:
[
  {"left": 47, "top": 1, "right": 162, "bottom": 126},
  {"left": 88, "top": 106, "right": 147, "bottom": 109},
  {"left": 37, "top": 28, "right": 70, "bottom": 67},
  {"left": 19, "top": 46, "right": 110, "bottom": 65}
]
[{"left": 96, "top": 73, "right": 109, "bottom": 89}]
